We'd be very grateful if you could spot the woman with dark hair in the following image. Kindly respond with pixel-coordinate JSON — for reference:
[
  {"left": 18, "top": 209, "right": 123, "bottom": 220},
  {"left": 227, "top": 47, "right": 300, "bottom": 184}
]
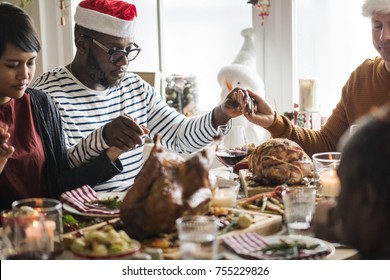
[
  {"left": 336, "top": 103, "right": 390, "bottom": 259},
  {"left": 314, "top": 103, "right": 390, "bottom": 259},
  {"left": 0, "top": 2, "right": 122, "bottom": 211}
]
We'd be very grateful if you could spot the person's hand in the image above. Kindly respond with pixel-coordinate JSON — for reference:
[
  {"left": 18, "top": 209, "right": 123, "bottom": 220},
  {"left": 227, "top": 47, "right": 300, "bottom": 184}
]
[
  {"left": 212, "top": 88, "right": 255, "bottom": 127},
  {"left": 242, "top": 89, "right": 276, "bottom": 128},
  {"left": 220, "top": 87, "right": 251, "bottom": 118},
  {"left": 0, "top": 123, "right": 14, "bottom": 173},
  {"left": 312, "top": 198, "right": 341, "bottom": 242},
  {"left": 102, "top": 114, "right": 150, "bottom": 151},
  {"left": 105, "top": 146, "right": 123, "bottom": 161}
]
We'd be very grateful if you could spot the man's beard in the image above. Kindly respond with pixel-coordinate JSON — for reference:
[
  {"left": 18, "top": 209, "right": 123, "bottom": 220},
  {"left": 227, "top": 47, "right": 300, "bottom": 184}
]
[{"left": 86, "top": 52, "right": 116, "bottom": 88}]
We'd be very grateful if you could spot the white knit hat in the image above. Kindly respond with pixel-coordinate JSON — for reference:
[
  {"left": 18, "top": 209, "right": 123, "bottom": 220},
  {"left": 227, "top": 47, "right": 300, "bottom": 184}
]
[
  {"left": 362, "top": 0, "right": 390, "bottom": 17},
  {"left": 74, "top": 0, "right": 137, "bottom": 39}
]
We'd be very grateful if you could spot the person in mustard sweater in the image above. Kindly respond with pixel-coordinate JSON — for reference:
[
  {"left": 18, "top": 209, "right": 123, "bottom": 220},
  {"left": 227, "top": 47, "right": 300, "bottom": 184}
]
[{"left": 239, "top": 0, "right": 390, "bottom": 156}]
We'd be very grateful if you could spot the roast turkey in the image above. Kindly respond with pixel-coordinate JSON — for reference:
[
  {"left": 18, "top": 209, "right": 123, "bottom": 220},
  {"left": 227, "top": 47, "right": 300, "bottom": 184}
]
[
  {"left": 248, "top": 138, "right": 313, "bottom": 185},
  {"left": 120, "top": 135, "right": 215, "bottom": 240}
]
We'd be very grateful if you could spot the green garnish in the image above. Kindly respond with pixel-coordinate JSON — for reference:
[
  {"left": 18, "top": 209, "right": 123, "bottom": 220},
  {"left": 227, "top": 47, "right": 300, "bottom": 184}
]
[
  {"left": 260, "top": 239, "right": 320, "bottom": 257},
  {"left": 85, "top": 196, "right": 122, "bottom": 210}
]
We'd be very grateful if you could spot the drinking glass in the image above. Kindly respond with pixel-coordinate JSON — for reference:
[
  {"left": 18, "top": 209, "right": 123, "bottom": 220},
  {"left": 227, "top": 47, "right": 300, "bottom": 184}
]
[
  {"left": 176, "top": 216, "right": 218, "bottom": 260},
  {"left": 215, "top": 125, "right": 248, "bottom": 179},
  {"left": 282, "top": 188, "right": 317, "bottom": 236}
]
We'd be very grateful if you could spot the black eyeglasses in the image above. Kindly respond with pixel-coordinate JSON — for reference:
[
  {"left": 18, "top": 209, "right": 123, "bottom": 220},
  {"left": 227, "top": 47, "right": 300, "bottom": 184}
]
[{"left": 82, "top": 35, "right": 141, "bottom": 64}]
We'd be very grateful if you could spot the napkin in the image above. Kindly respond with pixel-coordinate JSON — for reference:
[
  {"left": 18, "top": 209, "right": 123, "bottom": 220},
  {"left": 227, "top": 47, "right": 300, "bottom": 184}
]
[
  {"left": 60, "top": 185, "right": 120, "bottom": 215},
  {"left": 222, "top": 232, "right": 331, "bottom": 260}
]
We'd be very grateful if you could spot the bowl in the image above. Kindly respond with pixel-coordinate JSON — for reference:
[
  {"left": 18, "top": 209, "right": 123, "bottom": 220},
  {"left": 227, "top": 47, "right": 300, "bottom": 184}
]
[{"left": 71, "top": 240, "right": 141, "bottom": 260}]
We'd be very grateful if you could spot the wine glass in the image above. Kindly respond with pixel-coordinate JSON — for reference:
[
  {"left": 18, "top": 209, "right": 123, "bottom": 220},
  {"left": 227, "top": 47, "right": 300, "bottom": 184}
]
[{"left": 216, "top": 125, "right": 248, "bottom": 180}]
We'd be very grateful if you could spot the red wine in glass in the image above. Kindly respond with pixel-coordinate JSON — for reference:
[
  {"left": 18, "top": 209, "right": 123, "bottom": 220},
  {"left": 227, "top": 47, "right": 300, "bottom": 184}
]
[
  {"left": 5, "top": 251, "right": 50, "bottom": 260},
  {"left": 216, "top": 149, "right": 247, "bottom": 167}
]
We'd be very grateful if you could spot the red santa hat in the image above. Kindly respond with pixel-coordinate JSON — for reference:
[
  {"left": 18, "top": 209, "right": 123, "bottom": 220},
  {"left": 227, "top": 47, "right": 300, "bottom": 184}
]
[
  {"left": 74, "top": 0, "right": 137, "bottom": 39},
  {"left": 362, "top": 0, "right": 390, "bottom": 17}
]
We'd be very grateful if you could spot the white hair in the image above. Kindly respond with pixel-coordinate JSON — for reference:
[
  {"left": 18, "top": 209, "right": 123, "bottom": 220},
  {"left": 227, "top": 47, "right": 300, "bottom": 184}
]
[{"left": 362, "top": 0, "right": 390, "bottom": 17}]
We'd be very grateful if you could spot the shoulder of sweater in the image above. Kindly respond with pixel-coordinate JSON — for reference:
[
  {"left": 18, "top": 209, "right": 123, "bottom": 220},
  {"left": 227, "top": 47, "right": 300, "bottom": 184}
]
[
  {"left": 354, "top": 56, "right": 384, "bottom": 72},
  {"left": 349, "top": 56, "right": 390, "bottom": 82}
]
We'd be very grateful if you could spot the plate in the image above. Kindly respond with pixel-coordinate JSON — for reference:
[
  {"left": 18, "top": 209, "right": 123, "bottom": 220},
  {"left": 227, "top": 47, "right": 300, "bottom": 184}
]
[
  {"left": 224, "top": 235, "right": 335, "bottom": 260},
  {"left": 62, "top": 192, "right": 126, "bottom": 218},
  {"left": 72, "top": 240, "right": 141, "bottom": 260}
]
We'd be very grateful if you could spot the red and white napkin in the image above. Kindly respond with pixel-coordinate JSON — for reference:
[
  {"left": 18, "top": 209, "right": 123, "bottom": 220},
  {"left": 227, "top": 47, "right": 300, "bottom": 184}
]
[
  {"left": 222, "top": 232, "right": 331, "bottom": 260},
  {"left": 60, "top": 185, "right": 120, "bottom": 215}
]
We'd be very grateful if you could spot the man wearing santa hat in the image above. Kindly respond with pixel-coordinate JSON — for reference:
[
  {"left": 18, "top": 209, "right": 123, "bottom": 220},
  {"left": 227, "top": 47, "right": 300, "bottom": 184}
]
[
  {"left": 33, "top": 0, "right": 249, "bottom": 192},
  {"left": 239, "top": 0, "right": 390, "bottom": 157}
]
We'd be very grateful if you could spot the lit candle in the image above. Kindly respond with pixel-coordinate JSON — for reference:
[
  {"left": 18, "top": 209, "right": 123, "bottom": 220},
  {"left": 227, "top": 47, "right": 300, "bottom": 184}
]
[
  {"left": 25, "top": 220, "right": 43, "bottom": 251},
  {"left": 25, "top": 220, "right": 56, "bottom": 252},
  {"left": 299, "top": 79, "right": 319, "bottom": 112},
  {"left": 44, "top": 220, "right": 56, "bottom": 252},
  {"left": 212, "top": 188, "right": 237, "bottom": 208},
  {"left": 319, "top": 169, "right": 341, "bottom": 197}
]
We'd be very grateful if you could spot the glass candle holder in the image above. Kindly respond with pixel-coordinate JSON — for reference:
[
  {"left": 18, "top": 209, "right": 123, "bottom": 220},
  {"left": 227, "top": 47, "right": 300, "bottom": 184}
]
[
  {"left": 312, "top": 152, "right": 342, "bottom": 197},
  {"left": 11, "top": 198, "right": 63, "bottom": 257}
]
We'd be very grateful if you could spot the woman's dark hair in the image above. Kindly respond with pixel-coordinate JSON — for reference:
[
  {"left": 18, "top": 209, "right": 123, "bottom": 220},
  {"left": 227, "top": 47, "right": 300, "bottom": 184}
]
[
  {"left": 338, "top": 103, "right": 390, "bottom": 205},
  {"left": 0, "top": 2, "right": 41, "bottom": 56}
]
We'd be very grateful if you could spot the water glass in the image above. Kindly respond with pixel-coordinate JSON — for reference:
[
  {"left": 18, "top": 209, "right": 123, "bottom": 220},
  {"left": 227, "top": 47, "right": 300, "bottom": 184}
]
[
  {"left": 176, "top": 216, "right": 218, "bottom": 260},
  {"left": 282, "top": 188, "right": 317, "bottom": 236}
]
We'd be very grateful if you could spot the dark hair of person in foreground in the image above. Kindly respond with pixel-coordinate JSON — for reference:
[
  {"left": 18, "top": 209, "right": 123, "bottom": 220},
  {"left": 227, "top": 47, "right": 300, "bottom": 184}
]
[{"left": 337, "top": 102, "right": 390, "bottom": 259}]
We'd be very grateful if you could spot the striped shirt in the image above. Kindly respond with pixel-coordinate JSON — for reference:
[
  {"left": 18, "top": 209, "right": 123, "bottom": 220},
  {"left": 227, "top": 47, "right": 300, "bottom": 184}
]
[{"left": 32, "top": 67, "right": 220, "bottom": 192}]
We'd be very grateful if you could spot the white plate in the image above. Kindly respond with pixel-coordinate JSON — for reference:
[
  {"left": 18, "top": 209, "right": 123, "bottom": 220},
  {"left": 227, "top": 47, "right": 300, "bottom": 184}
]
[
  {"left": 224, "top": 235, "right": 335, "bottom": 260},
  {"left": 62, "top": 192, "right": 126, "bottom": 218}
]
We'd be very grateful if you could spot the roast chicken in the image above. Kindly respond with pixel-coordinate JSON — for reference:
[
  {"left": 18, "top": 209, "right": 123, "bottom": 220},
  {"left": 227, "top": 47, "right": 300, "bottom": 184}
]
[
  {"left": 248, "top": 138, "right": 313, "bottom": 185},
  {"left": 120, "top": 136, "right": 215, "bottom": 240}
]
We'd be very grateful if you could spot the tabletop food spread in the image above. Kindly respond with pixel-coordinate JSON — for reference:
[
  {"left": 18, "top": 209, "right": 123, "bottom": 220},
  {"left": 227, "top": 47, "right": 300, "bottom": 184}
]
[{"left": 1, "top": 138, "right": 359, "bottom": 260}]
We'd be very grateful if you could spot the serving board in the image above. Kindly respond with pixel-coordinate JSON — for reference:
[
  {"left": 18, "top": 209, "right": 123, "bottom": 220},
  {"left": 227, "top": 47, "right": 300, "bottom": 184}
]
[{"left": 239, "top": 169, "right": 278, "bottom": 197}]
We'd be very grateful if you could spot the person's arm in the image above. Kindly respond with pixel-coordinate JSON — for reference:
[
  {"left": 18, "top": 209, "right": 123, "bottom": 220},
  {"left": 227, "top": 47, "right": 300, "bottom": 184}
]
[
  {"left": 313, "top": 198, "right": 344, "bottom": 243},
  {"left": 0, "top": 123, "right": 14, "bottom": 173},
  {"left": 242, "top": 88, "right": 340, "bottom": 156},
  {"left": 29, "top": 88, "right": 123, "bottom": 196}
]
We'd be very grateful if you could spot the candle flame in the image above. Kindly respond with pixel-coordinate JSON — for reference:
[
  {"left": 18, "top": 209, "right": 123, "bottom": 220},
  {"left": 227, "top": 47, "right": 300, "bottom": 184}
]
[{"left": 32, "top": 220, "right": 40, "bottom": 228}]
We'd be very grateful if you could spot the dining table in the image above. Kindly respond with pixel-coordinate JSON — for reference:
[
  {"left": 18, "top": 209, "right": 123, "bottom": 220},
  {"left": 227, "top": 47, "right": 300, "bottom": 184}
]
[{"left": 48, "top": 165, "right": 360, "bottom": 261}]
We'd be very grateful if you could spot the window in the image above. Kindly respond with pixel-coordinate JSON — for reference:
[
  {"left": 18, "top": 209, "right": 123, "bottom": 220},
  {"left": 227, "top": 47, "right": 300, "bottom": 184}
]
[
  {"left": 159, "top": 0, "right": 252, "bottom": 112},
  {"left": 77, "top": 0, "right": 253, "bottom": 113},
  {"left": 295, "top": 0, "right": 377, "bottom": 116},
  {"left": 36, "top": 0, "right": 377, "bottom": 119}
]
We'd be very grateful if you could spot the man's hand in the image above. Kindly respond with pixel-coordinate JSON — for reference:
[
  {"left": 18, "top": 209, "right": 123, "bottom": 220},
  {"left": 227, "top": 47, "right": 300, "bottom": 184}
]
[{"left": 103, "top": 114, "right": 150, "bottom": 151}]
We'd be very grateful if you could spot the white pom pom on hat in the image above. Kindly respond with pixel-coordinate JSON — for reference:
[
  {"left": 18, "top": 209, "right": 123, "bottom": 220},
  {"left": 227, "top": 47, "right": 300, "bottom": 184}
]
[
  {"left": 362, "top": 0, "right": 390, "bottom": 17},
  {"left": 74, "top": 0, "right": 137, "bottom": 39}
]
